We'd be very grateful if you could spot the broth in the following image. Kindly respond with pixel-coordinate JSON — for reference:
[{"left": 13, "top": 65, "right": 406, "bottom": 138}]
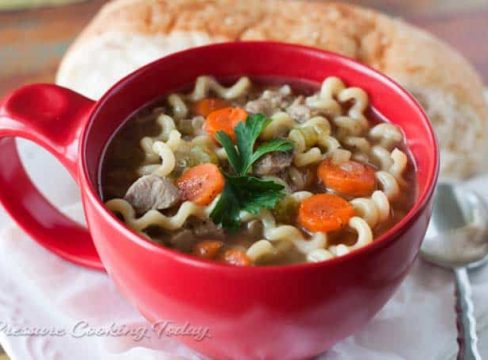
[{"left": 100, "top": 75, "right": 417, "bottom": 266}]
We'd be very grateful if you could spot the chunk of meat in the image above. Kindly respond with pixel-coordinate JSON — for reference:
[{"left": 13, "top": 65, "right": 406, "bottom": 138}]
[
  {"left": 124, "top": 175, "right": 180, "bottom": 214},
  {"left": 287, "top": 96, "right": 312, "bottom": 123},
  {"left": 245, "top": 85, "right": 292, "bottom": 116},
  {"left": 245, "top": 98, "right": 273, "bottom": 116},
  {"left": 253, "top": 151, "right": 293, "bottom": 176},
  {"left": 185, "top": 217, "right": 224, "bottom": 239},
  {"left": 169, "top": 229, "right": 196, "bottom": 252},
  {"left": 287, "top": 167, "right": 315, "bottom": 192}
]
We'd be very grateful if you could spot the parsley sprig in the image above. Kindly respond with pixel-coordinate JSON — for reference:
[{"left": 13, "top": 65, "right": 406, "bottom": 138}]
[{"left": 210, "top": 114, "right": 294, "bottom": 230}]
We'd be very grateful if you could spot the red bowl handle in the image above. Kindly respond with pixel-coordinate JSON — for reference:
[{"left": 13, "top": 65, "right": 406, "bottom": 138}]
[{"left": 0, "top": 84, "right": 104, "bottom": 270}]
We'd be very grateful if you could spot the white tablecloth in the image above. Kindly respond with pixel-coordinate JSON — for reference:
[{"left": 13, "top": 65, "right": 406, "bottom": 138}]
[{"left": 0, "top": 139, "right": 487, "bottom": 360}]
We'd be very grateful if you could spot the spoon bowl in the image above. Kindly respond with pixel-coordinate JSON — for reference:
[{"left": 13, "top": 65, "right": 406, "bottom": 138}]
[{"left": 422, "top": 182, "right": 488, "bottom": 269}]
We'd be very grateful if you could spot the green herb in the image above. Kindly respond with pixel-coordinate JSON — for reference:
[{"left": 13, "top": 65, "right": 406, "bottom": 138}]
[
  {"left": 216, "top": 113, "right": 294, "bottom": 175},
  {"left": 211, "top": 175, "right": 286, "bottom": 229},
  {"left": 210, "top": 114, "right": 294, "bottom": 230}
]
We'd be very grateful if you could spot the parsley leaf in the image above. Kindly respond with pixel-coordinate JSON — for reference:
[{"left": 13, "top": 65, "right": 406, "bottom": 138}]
[
  {"left": 235, "top": 114, "right": 271, "bottom": 174},
  {"left": 210, "top": 113, "right": 294, "bottom": 230},
  {"left": 227, "top": 175, "right": 285, "bottom": 214},
  {"left": 215, "top": 131, "right": 241, "bottom": 173},
  {"left": 217, "top": 113, "right": 294, "bottom": 175},
  {"left": 208, "top": 180, "right": 241, "bottom": 230},
  {"left": 210, "top": 175, "right": 286, "bottom": 231}
]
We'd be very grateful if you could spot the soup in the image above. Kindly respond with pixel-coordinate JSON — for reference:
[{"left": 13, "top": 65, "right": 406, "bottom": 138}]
[{"left": 100, "top": 75, "right": 416, "bottom": 266}]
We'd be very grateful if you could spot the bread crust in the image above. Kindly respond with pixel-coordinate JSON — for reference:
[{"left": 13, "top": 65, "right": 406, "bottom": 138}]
[{"left": 57, "top": 0, "right": 488, "bottom": 178}]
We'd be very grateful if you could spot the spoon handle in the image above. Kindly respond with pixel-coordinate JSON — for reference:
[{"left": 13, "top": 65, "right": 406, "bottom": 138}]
[{"left": 454, "top": 267, "right": 481, "bottom": 360}]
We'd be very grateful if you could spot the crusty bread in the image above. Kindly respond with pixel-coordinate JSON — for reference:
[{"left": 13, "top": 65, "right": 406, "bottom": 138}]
[{"left": 56, "top": 0, "right": 488, "bottom": 178}]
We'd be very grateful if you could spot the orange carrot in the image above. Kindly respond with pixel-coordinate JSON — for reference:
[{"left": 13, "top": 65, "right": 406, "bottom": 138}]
[
  {"left": 176, "top": 163, "right": 225, "bottom": 206},
  {"left": 298, "top": 193, "right": 355, "bottom": 232},
  {"left": 318, "top": 159, "right": 376, "bottom": 197},
  {"left": 204, "top": 107, "right": 248, "bottom": 141},
  {"left": 192, "top": 98, "right": 230, "bottom": 117},
  {"left": 193, "top": 240, "right": 224, "bottom": 259},
  {"left": 219, "top": 248, "right": 251, "bottom": 266}
]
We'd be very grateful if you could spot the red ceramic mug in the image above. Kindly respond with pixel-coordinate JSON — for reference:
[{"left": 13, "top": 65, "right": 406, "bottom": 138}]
[{"left": 0, "top": 42, "right": 438, "bottom": 360}]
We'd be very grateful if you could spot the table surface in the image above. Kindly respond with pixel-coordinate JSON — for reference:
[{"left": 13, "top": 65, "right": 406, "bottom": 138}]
[
  {"left": 1, "top": 0, "right": 488, "bottom": 98},
  {"left": 0, "top": 0, "right": 487, "bottom": 359}
]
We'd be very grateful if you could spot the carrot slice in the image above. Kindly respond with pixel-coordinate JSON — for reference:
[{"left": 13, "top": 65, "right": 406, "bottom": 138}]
[
  {"left": 204, "top": 107, "right": 248, "bottom": 141},
  {"left": 318, "top": 159, "right": 376, "bottom": 197},
  {"left": 193, "top": 98, "right": 230, "bottom": 117},
  {"left": 219, "top": 248, "right": 251, "bottom": 266},
  {"left": 193, "top": 240, "right": 224, "bottom": 259},
  {"left": 298, "top": 194, "right": 354, "bottom": 232},
  {"left": 176, "top": 163, "right": 225, "bottom": 206}
]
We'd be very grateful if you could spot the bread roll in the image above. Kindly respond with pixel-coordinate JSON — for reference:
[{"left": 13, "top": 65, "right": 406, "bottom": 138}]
[{"left": 56, "top": 0, "right": 488, "bottom": 178}]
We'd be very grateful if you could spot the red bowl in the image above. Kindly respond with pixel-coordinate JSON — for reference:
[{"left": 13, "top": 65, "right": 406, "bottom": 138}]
[{"left": 0, "top": 42, "right": 439, "bottom": 359}]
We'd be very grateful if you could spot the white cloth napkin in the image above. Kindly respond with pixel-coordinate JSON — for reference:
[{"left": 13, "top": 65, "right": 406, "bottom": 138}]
[{"left": 0, "top": 139, "right": 487, "bottom": 360}]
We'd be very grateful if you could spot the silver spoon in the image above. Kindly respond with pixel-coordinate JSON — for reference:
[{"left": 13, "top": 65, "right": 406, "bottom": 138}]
[{"left": 421, "top": 182, "right": 488, "bottom": 360}]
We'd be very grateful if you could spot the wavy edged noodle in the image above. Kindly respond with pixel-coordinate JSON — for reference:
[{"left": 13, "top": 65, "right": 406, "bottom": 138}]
[
  {"left": 368, "top": 123, "right": 408, "bottom": 188},
  {"left": 247, "top": 239, "right": 296, "bottom": 263},
  {"left": 167, "top": 75, "right": 252, "bottom": 122},
  {"left": 140, "top": 137, "right": 160, "bottom": 164},
  {"left": 289, "top": 191, "right": 313, "bottom": 202},
  {"left": 372, "top": 146, "right": 408, "bottom": 200},
  {"left": 389, "top": 148, "right": 408, "bottom": 182},
  {"left": 139, "top": 127, "right": 181, "bottom": 175},
  {"left": 305, "top": 97, "right": 341, "bottom": 118},
  {"left": 261, "top": 112, "right": 296, "bottom": 140},
  {"left": 314, "top": 77, "right": 370, "bottom": 136},
  {"left": 287, "top": 166, "right": 309, "bottom": 190},
  {"left": 328, "top": 217, "right": 373, "bottom": 257},
  {"left": 168, "top": 94, "right": 188, "bottom": 119},
  {"left": 156, "top": 114, "right": 177, "bottom": 139},
  {"left": 369, "top": 123, "right": 403, "bottom": 149},
  {"left": 303, "top": 77, "right": 345, "bottom": 117},
  {"left": 189, "top": 76, "right": 251, "bottom": 101},
  {"left": 319, "top": 76, "right": 346, "bottom": 101},
  {"left": 288, "top": 116, "right": 340, "bottom": 167},
  {"left": 189, "top": 115, "right": 205, "bottom": 135},
  {"left": 145, "top": 141, "right": 176, "bottom": 177},
  {"left": 190, "top": 134, "right": 224, "bottom": 160},
  {"left": 350, "top": 190, "right": 390, "bottom": 227},
  {"left": 371, "top": 145, "right": 394, "bottom": 170},
  {"left": 376, "top": 170, "right": 400, "bottom": 200},
  {"left": 240, "top": 205, "right": 327, "bottom": 256},
  {"left": 330, "top": 244, "right": 350, "bottom": 257},
  {"left": 343, "top": 136, "right": 371, "bottom": 153},
  {"left": 306, "top": 248, "right": 334, "bottom": 263},
  {"left": 337, "top": 87, "right": 368, "bottom": 122},
  {"left": 349, "top": 217, "right": 373, "bottom": 249},
  {"left": 293, "top": 147, "right": 322, "bottom": 167},
  {"left": 334, "top": 115, "right": 367, "bottom": 137},
  {"left": 246, "top": 240, "right": 275, "bottom": 262},
  {"left": 105, "top": 197, "right": 219, "bottom": 232},
  {"left": 288, "top": 116, "right": 331, "bottom": 151},
  {"left": 137, "top": 115, "right": 187, "bottom": 177},
  {"left": 343, "top": 136, "right": 371, "bottom": 163},
  {"left": 191, "top": 134, "right": 213, "bottom": 147},
  {"left": 329, "top": 148, "right": 352, "bottom": 164},
  {"left": 139, "top": 114, "right": 178, "bottom": 164}
]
